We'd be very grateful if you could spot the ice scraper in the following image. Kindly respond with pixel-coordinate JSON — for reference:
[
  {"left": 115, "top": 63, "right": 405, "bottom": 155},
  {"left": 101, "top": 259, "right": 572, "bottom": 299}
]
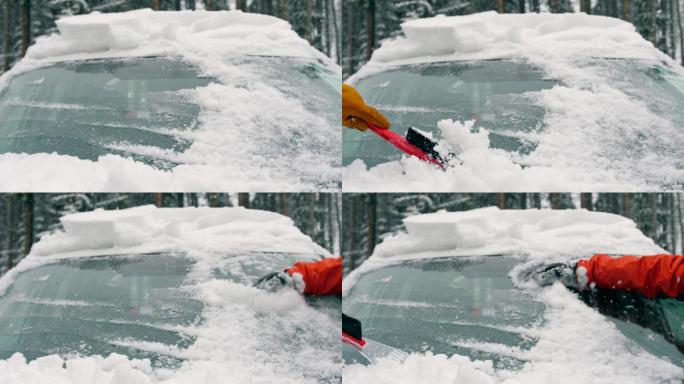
[
  {"left": 366, "top": 122, "right": 447, "bottom": 169},
  {"left": 342, "top": 313, "right": 408, "bottom": 364}
]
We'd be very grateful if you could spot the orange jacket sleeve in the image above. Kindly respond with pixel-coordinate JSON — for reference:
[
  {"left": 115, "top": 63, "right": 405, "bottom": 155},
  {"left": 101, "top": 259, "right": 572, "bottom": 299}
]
[
  {"left": 577, "top": 254, "right": 684, "bottom": 298},
  {"left": 285, "top": 257, "right": 342, "bottom": 296}
]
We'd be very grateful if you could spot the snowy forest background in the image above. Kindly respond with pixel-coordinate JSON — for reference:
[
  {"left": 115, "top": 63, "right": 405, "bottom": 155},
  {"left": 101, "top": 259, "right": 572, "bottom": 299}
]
[
  {"left": 0, "top": 193, "right": 341, "bottom": 276},
  {"left": 343, "top": 193, "right": 684, "bottom": 274},
  {"left": 0, "top": 0, "right": 343, "bottom": 73},
  {"left": 343, "top": 0, "right": 684, "bottom": 77}
]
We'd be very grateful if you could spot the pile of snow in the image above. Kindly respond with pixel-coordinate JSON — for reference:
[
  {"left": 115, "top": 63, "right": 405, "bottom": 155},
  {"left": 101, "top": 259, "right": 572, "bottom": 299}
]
[
  {"left": 345, "top": 12, "right": 684, "bottom": 192},
  {"left": 30, "top": 205, "right": 329, "bottom": 259},
  {"left": 0, "top": 9, "right": 341, "bottom": 192},
  {"left": 354, "top": 11, "right": 664, "bottom": 75},
  {"left": 0, "top": 205, "right": 340, "bottom": 383},
  {"left": 344, "top": 207, "right": 662, "bottom": 293},
  {"left": 343, "top": 285, "right": 684, "bottom": 384},
  {"left": 344, "top": 119, "right": 658, "bottom": 192},
  {"left": 27, "top": 9, "right": 322, "bottom": 61}
]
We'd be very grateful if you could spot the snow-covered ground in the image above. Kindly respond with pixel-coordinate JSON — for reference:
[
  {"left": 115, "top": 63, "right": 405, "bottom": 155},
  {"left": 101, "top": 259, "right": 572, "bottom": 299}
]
[
  {"left": 344, "top": 12, "right": 684, "bottom": 192},
  {"left": 0, "top": 9, "right": 341, "bottom": 192},
  {"left": 343, "top": 207, "right": 684, "bottom": 384},
  {"left": 0, "top": 206, "right": 340, "bottom": 384}
]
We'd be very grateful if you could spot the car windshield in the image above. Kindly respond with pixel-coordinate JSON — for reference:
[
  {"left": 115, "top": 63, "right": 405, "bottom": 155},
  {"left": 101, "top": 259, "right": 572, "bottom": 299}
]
[
  {"left": 343, "top": 255, "right": 684, "bottom": 371},
  {"left": 0, "top": 251, "right": 340, "bottom": 376},
  {"left": 0, "top": 55, "right": 340, "bottom": 170},
  {"left": 0, "top": 253, "right": 200, "bottom": 368},
  {"left": 342, "top": 59, "right": 684, "bottom": 169}
]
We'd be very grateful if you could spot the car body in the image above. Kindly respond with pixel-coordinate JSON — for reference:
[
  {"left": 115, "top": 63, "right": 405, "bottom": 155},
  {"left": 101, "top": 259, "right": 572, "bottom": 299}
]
[
  {"left": 0, "top": 9, "right": 341, "bottom": 191},
  {"left": 342, "top": 12, "right": 684, "bottom": 191},
  {"left": 0, "top": 206, "right": 341, "bottom": 383},
  {"left": 342, "top": 208, "right": 684, "bottom": 383}
]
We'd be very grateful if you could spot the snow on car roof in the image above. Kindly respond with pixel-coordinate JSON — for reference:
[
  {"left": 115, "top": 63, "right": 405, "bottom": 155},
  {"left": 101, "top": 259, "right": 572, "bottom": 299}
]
[
  {"left": 359, "top": 11, "right": 664, "bottom": 70},
  {"left": 26, "top": 9, "right": 324, "bottom": 62},
  {"left": 343, "top": 207, "right": 663, "bottom": 294},
  {"left": 28, "top": 205, "right": 329, "bottom": 260}
]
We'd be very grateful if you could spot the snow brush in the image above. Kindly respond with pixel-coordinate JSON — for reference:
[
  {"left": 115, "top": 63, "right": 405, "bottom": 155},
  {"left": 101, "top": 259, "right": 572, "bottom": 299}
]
[
  {"left": 342, "top": 314, "right": 408, "bottom": 364},
  {"left": 366, "top": 122, "right": 447, "bottom": 169}
]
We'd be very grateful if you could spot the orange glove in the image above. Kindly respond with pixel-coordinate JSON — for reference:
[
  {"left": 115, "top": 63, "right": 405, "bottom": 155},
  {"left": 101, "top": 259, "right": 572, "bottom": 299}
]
[
  {"left": 342, "top": 83, "right": 390, "bottom": 131},
  {"left": 286, "top": 257, "right": 342, "bottom": 296},
  {"left": 577, "top": 254, "right": 684, "bottom": 298}
]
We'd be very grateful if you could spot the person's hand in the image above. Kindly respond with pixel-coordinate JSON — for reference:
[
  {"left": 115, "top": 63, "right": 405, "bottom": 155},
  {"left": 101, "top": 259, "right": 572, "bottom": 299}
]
[
  {"left": 253, "top": 271, "right": 295, "bottom": 292},
  {"left": 342, "top": 83, "right": 390, "bottom": 131},
  {"left": 533, "top": 263, "right": 577, "bottom": 289}
]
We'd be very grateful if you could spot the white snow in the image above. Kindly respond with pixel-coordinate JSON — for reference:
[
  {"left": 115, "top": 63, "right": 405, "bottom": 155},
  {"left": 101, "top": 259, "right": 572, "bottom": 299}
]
[
  {"left": 345, "top": 12, "right": 684, "bottom": 192},
  {"left": 0, "top": 205, "right": 340, "bottom": 383},
  {"left": 352, "top": 12, "right": 666, "bottom": 78},
  {"left": 343, "top": 208, "right": 683, "bottom": 383},
  {"left": 0, "top": 9, "right": 341, "bottom": 192},
  {"left": 343, "top": 119, "right": 654, "bottom": 192}
]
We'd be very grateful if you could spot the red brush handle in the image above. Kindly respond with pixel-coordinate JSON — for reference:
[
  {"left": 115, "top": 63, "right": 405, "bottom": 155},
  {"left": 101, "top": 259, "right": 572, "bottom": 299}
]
[
  {"left": 342, "top": 331, "right": 366, "bottom": 349},
  {"left": 366, "top": 122, "right": 443, "bottom": 168}
]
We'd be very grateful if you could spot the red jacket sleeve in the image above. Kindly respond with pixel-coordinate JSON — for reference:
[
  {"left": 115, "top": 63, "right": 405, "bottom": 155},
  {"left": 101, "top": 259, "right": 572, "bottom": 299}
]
[
  {"left": 577, "top": 254, "right": 684, "bottom": 298},
  {"left": 285, "top": 257, "right": 342, "bottom": 296}
]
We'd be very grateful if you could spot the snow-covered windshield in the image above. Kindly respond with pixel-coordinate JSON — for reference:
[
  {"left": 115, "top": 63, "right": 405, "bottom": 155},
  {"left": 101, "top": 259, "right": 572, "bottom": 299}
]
[
  {"left": 0, "top": 55, "right": 341, "bottom": 189},
  {"left": 343, "top": 59, "right": 684, "bottom": 190},
  {"left": 0, "top": 57, "right": 212, "bottom": 169},
  {"left": 344, "top": 60, "right": 558, "bottom": 167},
  {"left": 344, "top": 256, "right": 544, "bottom": 370},
  {"left": 0, "top": 251, "right": 341, "bottom": 382},
  {"left": 344, "top": 256, "right": 684, "bottom": 377},
  {"left": 0, "top": 253, "right": 200, "bottom": 368}
]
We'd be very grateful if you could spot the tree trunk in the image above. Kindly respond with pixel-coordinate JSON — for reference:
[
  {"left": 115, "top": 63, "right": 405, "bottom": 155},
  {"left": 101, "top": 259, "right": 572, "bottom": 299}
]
[
  {"left": 324, "top": 0, "right": 331, "bottom": 56},
  {"left": 208, "top": 193, "right": 217, "bottom": 208},
  {"left": 236, "top": 0, "right": 243, "bottom": 11},
  {"left": 308, "top": 193, "right": 316, "bottom": 238},
  {"left": 652, "top": 0, "right": 659, "bottom": 44},
  {"left": 348, "top": 196, "right": 356, "bottom": 270},
  {"left": 581, "top": 193, "right": 593, "bottom": 210},
  {"left": 675, "top": 0, "right": 684, "bottom": 65},
  {"left": 366, "top": 0, "right": 375, "bottom": 61},
  {"left": 498, "top": 193, "right": 506, "bottom": 209},
  {"left": 176, "top": 193, "right": 184, "bottom": 207},
  {"left": 581, "top": 0, "right": 592, "bottom": 13},
  {"left": 22, "top": 194, "right": 33, "bottom": 257},
  {"left": 677, "top": 193, "right": 684, "bottom": 253},
  {"left": 531, "top": 0, "right": 540, "bottom": 12},
  {"left": 367, "top": 194, "right": 376, "bottom": 257},
  {"left": 497, "top": 0, "right": 505, "bottom": 13},
  {"left": 347, "top": 1, "right": 355, "bottom": 74},
  {"left": 551, "top": 193, "right": 560, "bottom": 209},
  {"left": 187, "top": 0, "right": 196, "bottom": 10},
  {"left": 623, "top": 193, "right": 631, "bottom": 218},
  {"left": 669, "top": 193, "right": 676, "bottom": 251},
  {"left": 152, "top": 0, "right": 160, "bottom": 10},
  {"left": 623, "top": 0, "right": 630, "bottom": 20},
  {"left": 238, "top": 193, "right": 250, "bottom": 208},
  {"left": 20, "top": 0, "right": 30, "bottom": 57},
  {"left": 154, "top": 193, "right": 163, "bottom": 207},
  {"left": 652, "top": 193, "right": 659, "bottom": 241},
  {"left": 331, "top": 0, "right": 340, "bottom": 63},
  {"left": 174, "top": 0, "right": 181, "bottom": 11},
  {"left": 305, "top": 0, "right": 313, "bottom": 42},
  {"left": 3, "top": 0, "right": 10, "bottom": 71},
  {"left": 279, "top": 0, "right": 286, "bottom": 19},
  {"left": 4, "top": 194, "right": 13, "bottom": 272},
  {"left": 551, "top": 0, "right": 560, "bottom": 12},
  {"left": 518, "top": 0, "right": 526, "bottom": 13},
  {"left": 281, "top": 193, "right": 288, "bottom": 216}
]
